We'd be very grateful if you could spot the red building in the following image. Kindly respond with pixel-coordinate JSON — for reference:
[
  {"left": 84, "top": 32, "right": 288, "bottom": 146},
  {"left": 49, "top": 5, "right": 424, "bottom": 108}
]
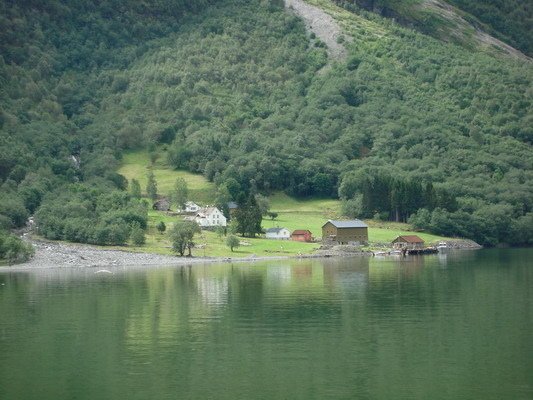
[{"left": 291, "top": 230, "right": 313, "bottom": 242}]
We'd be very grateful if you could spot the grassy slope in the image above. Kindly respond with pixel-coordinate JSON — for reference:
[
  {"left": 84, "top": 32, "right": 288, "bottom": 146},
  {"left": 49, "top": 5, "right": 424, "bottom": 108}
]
[
  {"left": 118, "top": 150, "right": 450, "bottom": 257},
  {"left": 118, "top": 150, "right": 216, "bottom": 204}
]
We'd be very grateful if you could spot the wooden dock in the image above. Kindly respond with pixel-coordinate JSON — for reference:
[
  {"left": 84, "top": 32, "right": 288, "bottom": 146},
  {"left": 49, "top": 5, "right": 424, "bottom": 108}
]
[{"left": 405, "top": 247, "right": 439, "bottom": 256}]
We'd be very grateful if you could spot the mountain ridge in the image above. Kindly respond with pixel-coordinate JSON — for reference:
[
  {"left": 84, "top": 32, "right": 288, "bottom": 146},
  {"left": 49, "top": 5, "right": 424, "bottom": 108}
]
[
  {"left": 0, "top": 0, "right": 531, "bottom": 247},
  {"left": 331, "top": 0, "right": 530, "bottom": 60}
]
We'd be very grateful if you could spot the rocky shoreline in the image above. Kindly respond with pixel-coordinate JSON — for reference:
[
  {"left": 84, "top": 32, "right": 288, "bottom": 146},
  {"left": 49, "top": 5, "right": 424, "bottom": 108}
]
[
  {"left": 4, "top": 239, "right": 204, "bottom": 270},
  {"left": 1, "top": 237, "right": 482, "bottom": 271},
  {"left": 3, "top": 238, "right": 301, "bottom": 271}
]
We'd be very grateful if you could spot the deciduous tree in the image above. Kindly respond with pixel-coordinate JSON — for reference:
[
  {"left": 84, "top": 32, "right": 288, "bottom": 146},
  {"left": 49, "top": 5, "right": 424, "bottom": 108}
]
[{"left": 170, "top": 221, "right": 200, "bottom": 256}]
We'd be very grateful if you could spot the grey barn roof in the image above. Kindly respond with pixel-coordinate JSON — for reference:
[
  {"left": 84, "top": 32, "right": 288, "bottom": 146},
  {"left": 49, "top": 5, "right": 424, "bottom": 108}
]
[{"left": 325, "top": 220, "right": 368, "bottom": 228}]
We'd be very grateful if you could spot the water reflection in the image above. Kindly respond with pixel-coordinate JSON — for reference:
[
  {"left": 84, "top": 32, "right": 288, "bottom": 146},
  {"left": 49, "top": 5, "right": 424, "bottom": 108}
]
[{"left": 0, "top": 250, "right": 532, "bottom": 400}]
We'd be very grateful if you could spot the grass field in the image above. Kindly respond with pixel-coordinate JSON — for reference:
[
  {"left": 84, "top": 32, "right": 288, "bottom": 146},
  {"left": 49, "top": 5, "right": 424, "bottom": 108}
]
[
  {"left": 117, "top": 153, "right": 449, "bottom": 257},
  {"left": 130, "top": 210, "right": 318, "bottom": 257},
  {"left": 267, "top": 192, "right": 447, "bottom": 245},
  {"left": 118, "top": 150, "right": 216, "bottom": 204},
  {"left": 129, "top": 197, "right": 450, "bottom": 258}
]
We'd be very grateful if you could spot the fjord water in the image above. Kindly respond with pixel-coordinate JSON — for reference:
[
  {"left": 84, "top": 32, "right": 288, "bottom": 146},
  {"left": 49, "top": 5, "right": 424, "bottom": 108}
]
[{"left": 0, "top": 249, "right": 531, "bottom": 400}]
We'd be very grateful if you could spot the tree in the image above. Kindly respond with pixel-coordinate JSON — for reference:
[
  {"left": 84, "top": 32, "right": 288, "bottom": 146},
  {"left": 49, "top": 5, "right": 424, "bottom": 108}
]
[
  {"left": 214, "top": 185, "right": 232, "bottom": 218},
  {"left": 156, "top": 221, "right": 166, "bottom": 234},
  {"left": 130, "top": 179, "right": 142, "bottom": 199},
  {"left": 146, "top": 171, "right": 158, "bottom": 201},
  {"left": 130, "top": 222, "right": 145, "bottom": 246},
  {"left": 149, "top": 151, "right": 160, "bottom": 165},
  {"left": 215, "top": 225, "right": 226, "bottom": 238},
  {"left": 170, "top": 221, "right": 200, "bottom": 256},
  {"left": 0, "top": 230, "right": 34, "bottom": 264},
  {"left": 226, "top": 235, "right": 240, "bottom": 252},
  {"left": 267, "top": 211, "right": 278, "bottom": 220},
  {"left": 172, "top": 177, "right": 188, "bottom": 210},
  {"left": 255, "top": 194, "right": 270, "bottom": 216},
  {"left": 234, "top": 194, "right": 263, "bottom": 237}
]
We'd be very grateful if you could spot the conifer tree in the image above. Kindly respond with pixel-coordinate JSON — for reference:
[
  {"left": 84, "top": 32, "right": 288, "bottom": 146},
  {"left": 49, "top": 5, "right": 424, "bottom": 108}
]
[{"left": 146, "top": 171, "right": 158, "bottom": 201}]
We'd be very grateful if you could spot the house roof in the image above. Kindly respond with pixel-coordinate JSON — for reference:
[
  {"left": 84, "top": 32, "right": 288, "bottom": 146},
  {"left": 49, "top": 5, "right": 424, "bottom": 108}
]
[
  {"left": 324, "top": 220, "right": 368, "bottom": 228},
  {"left": 393, "top": 235, "right": 424, "bottom": 243},
  {"left": 265, "top": 227, "right": 289, "bottom": 234},
  {"left": 153, "top": 198, "right": 169, "bottom": 205},
  {"left": 292, "top": 230, "right": 312, "bottom": 235},
  {"left": 198, "top": 207, "right": 223, "bottom": 217},
  {"left": 227, "top": 201, "right": 238, "bottom": 209},
  {"left": 185, "top": 201, "right": 198, "bottom": 207}
]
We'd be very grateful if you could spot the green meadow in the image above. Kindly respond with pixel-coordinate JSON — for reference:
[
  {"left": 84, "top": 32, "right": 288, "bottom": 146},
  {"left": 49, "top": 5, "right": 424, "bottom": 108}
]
[
  {"left": 118, "top": 150, "right": 216, "bottom": 204},
  {"left": 118, "top": 150, "right": 450, "bottom": 258},
  {"left": 132, "top": 203, "right": 450, "bottom": 258}
]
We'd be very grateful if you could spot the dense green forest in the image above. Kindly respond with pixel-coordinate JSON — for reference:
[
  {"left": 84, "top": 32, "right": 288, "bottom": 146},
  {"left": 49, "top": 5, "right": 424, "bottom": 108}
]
[
  {"left": 0, "top": 0, "right": 220, "bottom": 251},
  {"left": 0, "top": 0, "right": 531, "bottom": 248}
]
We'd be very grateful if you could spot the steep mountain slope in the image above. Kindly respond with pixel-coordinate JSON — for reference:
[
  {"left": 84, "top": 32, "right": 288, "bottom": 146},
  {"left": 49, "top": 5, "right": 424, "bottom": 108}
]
[
  {"left": 332, "top": 0, "right": 530, "bottom": 60},
  {"left": 286, "top": 0, "right": 350, "bottom": 61},
  {"left": 0, "top": 0, "right": 531, "bottom": 246},
  {"left": 446, "top": 0, "right": 532, "bottom": 56}
]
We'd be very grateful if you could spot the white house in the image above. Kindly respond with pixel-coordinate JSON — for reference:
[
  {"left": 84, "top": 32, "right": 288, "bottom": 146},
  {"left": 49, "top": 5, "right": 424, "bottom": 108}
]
[
  {"left": 185, "top": 201, "right": 200, "bottom": 213},
  {"left": 265, "top": 227, "right": 291, "bottom": 240},
  {"left": 195, "top": 207, "right": 227, "bottom": 227}
]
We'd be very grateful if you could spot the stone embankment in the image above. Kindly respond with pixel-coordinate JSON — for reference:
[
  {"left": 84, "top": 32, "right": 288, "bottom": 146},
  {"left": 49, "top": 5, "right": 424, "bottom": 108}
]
[{"left": 438, "top": 239, "right": 482, "bottom": 249}]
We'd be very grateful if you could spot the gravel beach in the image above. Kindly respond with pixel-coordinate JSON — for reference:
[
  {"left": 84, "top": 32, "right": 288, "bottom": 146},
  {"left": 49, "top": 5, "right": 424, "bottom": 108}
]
[
  {"left": 5, "top": 239, "right": 216, "bottom": 270},
  {"left": 2, "top": 236, "right": 481, "bottom": 271}
]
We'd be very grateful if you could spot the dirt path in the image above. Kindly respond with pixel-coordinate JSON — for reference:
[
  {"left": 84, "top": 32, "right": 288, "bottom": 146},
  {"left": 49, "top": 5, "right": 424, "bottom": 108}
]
[{"left": 285, "top": 0, "right": 348, "bottom": 61}]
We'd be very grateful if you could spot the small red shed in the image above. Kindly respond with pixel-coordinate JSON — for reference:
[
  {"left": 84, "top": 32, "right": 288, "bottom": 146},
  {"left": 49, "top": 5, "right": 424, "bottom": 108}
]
[{"left": 291, "top": 230, "right": 313, "bottom": 242}]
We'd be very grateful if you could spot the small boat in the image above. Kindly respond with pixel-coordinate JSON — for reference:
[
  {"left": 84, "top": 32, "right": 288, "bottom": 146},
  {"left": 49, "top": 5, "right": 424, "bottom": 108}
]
[{"left": 437, "top": 242, "right": 448, "bottom": 250}]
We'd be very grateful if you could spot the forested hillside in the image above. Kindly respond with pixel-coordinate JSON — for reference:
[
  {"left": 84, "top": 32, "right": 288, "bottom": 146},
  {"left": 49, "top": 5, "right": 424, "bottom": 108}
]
[
  {"left": 0, "top": 0, "right": 531, "bottom": 247},
  {"left": 0, "top": 0, "right": 220, "bottom": 247},
  {"left": 446, "top": 0, "right": 532, "bottom": 56},
  {"left": 331, "top": 0, "right": 531, "bottom": 59}
]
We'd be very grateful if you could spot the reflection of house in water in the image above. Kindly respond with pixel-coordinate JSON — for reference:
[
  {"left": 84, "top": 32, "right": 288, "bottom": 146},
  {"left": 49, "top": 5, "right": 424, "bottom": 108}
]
[
  {"left": 322, "top": 258, "right": 370, "bottom": 291},
  {"left": 266, "top": 265, "right": 292, "bottom": 285},
  {"left": 196, "top": 277, "right": 229, "bottom": 306},
  {"left": 292, "top": 265, "right": 313, "bottom": 279},
  {"left": 368, "top": 256, "right": 427, "bottom": 286}
]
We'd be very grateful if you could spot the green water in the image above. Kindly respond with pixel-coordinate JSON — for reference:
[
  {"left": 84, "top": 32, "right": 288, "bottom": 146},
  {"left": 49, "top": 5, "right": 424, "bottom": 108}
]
[{"left": 0, "top": 249, "right": 531, "bottom": 400}]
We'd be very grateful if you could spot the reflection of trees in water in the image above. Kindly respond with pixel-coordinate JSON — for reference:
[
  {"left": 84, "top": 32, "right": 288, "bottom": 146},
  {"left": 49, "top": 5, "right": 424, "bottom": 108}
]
[
  {"left": 365, "top": 255, "right": 469, "bottom": 313},
  {"left": 196, "top": 277, "right": 228, "bottom": 306}
]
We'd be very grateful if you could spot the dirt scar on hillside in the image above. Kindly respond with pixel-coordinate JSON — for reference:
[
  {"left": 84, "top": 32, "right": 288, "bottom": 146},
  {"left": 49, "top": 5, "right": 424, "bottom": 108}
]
[{"left": 285, "top": 0, "right": 350, "bottom": 62}]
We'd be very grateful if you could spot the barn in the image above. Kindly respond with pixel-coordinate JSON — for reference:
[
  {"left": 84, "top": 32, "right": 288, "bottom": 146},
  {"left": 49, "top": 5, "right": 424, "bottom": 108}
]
[{"left": 322, "top": 220, "right": 368, "bottom": 245}]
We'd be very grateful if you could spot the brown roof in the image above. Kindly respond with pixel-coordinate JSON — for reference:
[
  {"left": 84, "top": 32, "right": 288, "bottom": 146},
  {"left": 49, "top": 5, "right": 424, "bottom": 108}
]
[
  {"left": 394, "top": 235, "right": 424, "bottom": 243},
  {"left": 292, "top": 230, "right": 312, "bottom": 235}
]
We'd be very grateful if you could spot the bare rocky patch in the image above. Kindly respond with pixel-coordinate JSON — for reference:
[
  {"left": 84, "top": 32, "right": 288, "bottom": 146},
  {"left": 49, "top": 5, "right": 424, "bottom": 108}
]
[{"left": 285, "top": 0, "right": 350, "bottom": 61}]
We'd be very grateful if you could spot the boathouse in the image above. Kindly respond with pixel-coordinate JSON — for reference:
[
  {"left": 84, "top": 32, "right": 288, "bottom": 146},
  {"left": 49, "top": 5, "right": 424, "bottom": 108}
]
[{"left": 392, "top": 235, "right": 425, "bottom": 250}]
